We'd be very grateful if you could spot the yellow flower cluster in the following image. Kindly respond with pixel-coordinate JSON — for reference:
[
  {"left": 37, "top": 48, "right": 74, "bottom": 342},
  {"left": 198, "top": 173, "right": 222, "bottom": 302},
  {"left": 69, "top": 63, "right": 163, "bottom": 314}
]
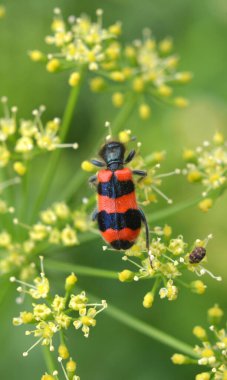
[
  {"left": 0, "top": 98, "right": 78, "bottom": 174},
  {"left": 183, "top": 133, "right": 227, "bottom": 212},
  {"left": 12, "top": 260, "right": 106, "bottom": 379},
  {"left": 31, "top": 9, "right": 191, "bottom": 119},
  {"left": 117, "top": 228, "right": 221, "bottom": 308},
  {"left": 172, "top": 305, "right": 227, "bottom": 380}
]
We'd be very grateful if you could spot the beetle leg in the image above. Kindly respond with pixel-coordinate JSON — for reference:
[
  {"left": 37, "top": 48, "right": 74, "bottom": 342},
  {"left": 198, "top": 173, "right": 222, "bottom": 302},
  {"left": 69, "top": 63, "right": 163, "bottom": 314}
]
[
  {"left": 138, "top": 208, "right": 153, "bottom": 266},
  {"left": 88, "top": 174, "right": 97, "bottom": 189},
  {"left": 90, "top": 159, "right": 105, "bottom": 168},
  {"left": 124, "top": 149, "right": 136, "bottom": 164},
  {"left": 91, "top": 208, "right": 98, "bottom": 222},
  {"left": 133, "top": 170, "right": 147, "bottom": 183}
]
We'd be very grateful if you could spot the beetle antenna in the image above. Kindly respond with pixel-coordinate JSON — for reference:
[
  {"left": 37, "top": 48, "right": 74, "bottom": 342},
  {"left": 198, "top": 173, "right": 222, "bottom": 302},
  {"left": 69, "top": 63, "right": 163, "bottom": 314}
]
[{"left": 105, "top": 121, "right": 112, "bottom": 141}]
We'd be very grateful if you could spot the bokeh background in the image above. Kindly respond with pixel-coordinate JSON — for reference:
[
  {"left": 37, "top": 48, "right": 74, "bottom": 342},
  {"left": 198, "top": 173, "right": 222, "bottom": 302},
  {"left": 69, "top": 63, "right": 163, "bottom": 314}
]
[{"left": 0, "top": 0, "right": 227, "bottom": 379}]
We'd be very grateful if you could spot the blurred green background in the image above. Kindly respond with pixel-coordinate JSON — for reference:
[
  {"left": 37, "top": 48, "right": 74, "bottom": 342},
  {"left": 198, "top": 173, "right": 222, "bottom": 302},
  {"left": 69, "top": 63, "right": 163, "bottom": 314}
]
[{"left": 0, "top": 0, "right": 227, "bottom": 379}]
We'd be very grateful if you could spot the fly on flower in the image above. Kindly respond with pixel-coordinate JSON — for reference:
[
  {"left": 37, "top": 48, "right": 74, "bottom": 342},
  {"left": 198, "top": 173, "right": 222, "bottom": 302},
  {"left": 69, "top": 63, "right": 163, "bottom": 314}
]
[{"left": 87, "top": 124, "right": 152, "bottom": 263}]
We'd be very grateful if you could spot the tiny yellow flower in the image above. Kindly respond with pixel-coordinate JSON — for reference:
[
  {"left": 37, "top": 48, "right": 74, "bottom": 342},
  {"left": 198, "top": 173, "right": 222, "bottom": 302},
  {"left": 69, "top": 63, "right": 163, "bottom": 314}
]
[
  {"left": 0, "top": 146, "right": 10, "bottom": 168},
  {"left": 29, "top": 277, "right": 50, "bottom": 299},
  {"left": 30, "top": 223, "right": 48, "bottom": 241},
  {"left": 81, "top": 160, "right": 97, "bottom": 172},
  {"left": 193, "top": 326, "right": 207, "bottom": 340},
  {"left": 110, "top": 71, "right": 125, "bottom": 82},
  {"left": 198, "top": 198, "right": 213, "bottom": 213},
  {"left": 201, "top": 348, "right": 214, "bottom": 358},
  {"left": 143, "top": 292, "right": 154, "bottom": 308},
  {"left": 195, "top": 373, "right": 210, "bottom": 380},
  {"left": 163, "top": 225, "right": 172, "bottom": 238},
  {"left": 187, "top": 170, "right": 202, "bottom": 183},
  {"left": 159, "top": 37, "right": 173, "bottom": 53},
  {"left": 66, "top": 359, "right": 77, "bottom": 374},
  {"left": 132, "top": 77, "right": 145, "bottom": 92},
  {"left": 61, "top": 226, "right": 78, "bottom": 246},
  {"left": 0, "top": 231, "right": 11, "bottom": 247},
  {"left": 139, "top": 104, "right": 151, "bottom": 119},
  {"left": 118, "top": 130, "right": 131, "bottom": 144},
  {"left": 112, "top": 92, "right": 124, "bottom": 108},
  {"left": 58, "top": 344, "right": 69, "bottom": 359},
  {"left": 183, "top": 149, "right": 196, "bottom": 162},
  {"left": 158, "top": 85, "right": 172, "bottom": 97},
  {"left": 52, "top": 295, "right": 66, "bottom": 312},
  {"left": 174, "top": 97, "right": 188, "bottom": 108},
  {"left": 68, "top": 72, "right": 81, "bottom": 87},
  {"left": 46, "top": 58, "right": 60, "bottom": 72},
  {"left": 109, "top": 22, "right": 122, "bottom": 36},
  {"left": 13, "top": 161, "right": 27, "bottom": 176},
  {"left": 21, "top": 312, "right": 34, "bottom": 324},
  {"left": 89, "top": 77, "right": 106, "bottom": 92},
  {"left": 33, "top": 304, "right": 52, "bottom": 320},
  {"left": 55, "top": 313, "right": 71, "bottom": 329},
  {"left": 213, "top": 131, "right": 224, "bottom": 145},
  {"left": 191, "top": 280, "right": 206, "bottom": 295},
  {"left": 208, "top": 304, "right": 223, "bottom": 324},
  {"left": 53, "top": 202, "right": 70, "bottom": 219},
  {"left": 15, "top": 136, "right": 34, "bottom": 153},
  {"left": 40, "top": 209, "right": 57, "bottom": 224},
  {"left": 65, "top": 273, "right": 78, "bottom": 291},
  {"left": 171, "top": 353, "right": 187, "bottom": 365},
  {"left": 41, "top": 375, "right": 55, "bottom": 380},
  {"left": 176, "top": 72, "right": 193, "bottom": 83},
  {"left": 118, "top": 269, "right": 134, "bottom": 282},
  {"left": 29, "top": 50, "right": 44, "bottom": 62}
]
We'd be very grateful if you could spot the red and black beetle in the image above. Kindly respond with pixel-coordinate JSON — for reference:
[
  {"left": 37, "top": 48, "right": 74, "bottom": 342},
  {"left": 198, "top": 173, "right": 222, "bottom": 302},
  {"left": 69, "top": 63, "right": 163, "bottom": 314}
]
[{"left": 89, "top": 140, "right": 150, "bottom": 252}]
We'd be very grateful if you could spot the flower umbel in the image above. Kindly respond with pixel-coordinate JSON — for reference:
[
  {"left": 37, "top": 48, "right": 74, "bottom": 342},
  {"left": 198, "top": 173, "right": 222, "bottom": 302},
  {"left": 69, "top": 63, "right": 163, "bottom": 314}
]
[
  {"left": 172, "top": 305, "right": 227, "bottom": 380},
  {"left": 12, "top": 258, "right": 107, "bottom": 378}
]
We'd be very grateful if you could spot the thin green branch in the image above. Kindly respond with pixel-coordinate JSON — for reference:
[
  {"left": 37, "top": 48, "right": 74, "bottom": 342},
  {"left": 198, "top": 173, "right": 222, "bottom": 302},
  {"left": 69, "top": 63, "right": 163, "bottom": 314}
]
[
  {"left": 42, "top": 346, "right": 59, "bottom": 379},
  {"left": 105, "top": 303, "right": 197, "bottom": 357},
  {"left": 147, "top": 195, "right": 203, "bottom": 223},
  {"left": 45, "top": 259, "right": 118, "bottom": 280},
  {"left": 30, "top": 71, "right": 84, "bottom": 221}
]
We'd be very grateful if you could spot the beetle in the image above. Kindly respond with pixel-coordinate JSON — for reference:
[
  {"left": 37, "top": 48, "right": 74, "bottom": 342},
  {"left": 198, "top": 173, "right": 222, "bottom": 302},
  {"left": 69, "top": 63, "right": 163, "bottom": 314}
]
[
  {"left": 189, "top": 246, "right": 206, "bottom": 264},
  {"left": 88, "top": 140, "right": 150, "bottom": 255}
]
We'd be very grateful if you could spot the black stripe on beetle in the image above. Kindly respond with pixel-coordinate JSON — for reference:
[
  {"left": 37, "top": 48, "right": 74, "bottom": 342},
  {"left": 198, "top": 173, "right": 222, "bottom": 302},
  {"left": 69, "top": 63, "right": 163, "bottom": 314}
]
[
  {"left": 97, "top": 175, "right": 134, "bottom": 198},
  {"left": 189, "top": 246, "right": 206, "bottom": 264},
  {"left": 111, "top": 240, "right": 135, "bottom": 250},
  {"left": 97, "top": 209, "right": 141, "bottom": 231}
]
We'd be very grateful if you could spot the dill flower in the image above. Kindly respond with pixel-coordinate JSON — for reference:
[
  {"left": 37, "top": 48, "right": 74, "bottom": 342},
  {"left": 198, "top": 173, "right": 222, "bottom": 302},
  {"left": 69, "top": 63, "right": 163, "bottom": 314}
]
[
  {"left": 183, "top": 133, "right": 227, "bottom": 211},
  {"left": 113, "top": 226, "right": 220, "bottom": 308},
  {"left": 0, "top": 98, "right": 78, "bottom": 174},
  {"left": 32, "top": 9, "right": 191, "bottom": 119},
  {"left": 11, "top": 258, "right": 106, "bottom": 379},
  {"left": 173, "top": 305, "right": 227, "bottom": 379}
]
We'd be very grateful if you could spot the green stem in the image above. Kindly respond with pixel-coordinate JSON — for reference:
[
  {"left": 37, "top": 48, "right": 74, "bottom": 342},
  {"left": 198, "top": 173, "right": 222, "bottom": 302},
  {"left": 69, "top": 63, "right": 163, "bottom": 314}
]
[
  {"left": 30, "top": 73, "right": 84, "bottom": 221},
  {"left": 147, "top": 196, "right": 203, "bottom": 223},
  {"left": 106, "top": 303, "right": 196, "bottom": 357},
  {"left": 60, "top": 93, "right": 137, "bottom": 201},
  {"left": 45, "top": 259, "right": 118, "bottom": 280},
  {"left": 42, "top": 346, "right": 58, "bottom": 378}
]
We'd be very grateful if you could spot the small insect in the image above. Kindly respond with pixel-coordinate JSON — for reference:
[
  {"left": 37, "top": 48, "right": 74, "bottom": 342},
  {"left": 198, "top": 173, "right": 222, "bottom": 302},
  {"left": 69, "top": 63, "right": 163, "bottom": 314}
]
[
  {"left": 88, "top": 140, "right": 150, "bottom": 256},
  {"left": 189, "top": 246, "right": 206, "bottom": 264}
]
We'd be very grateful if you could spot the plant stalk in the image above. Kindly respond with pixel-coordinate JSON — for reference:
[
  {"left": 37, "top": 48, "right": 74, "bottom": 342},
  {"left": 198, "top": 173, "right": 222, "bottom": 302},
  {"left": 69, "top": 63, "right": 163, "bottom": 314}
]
[
  {"left": 30, "top": 72, "right": 84, "bottom": 221},
  {"left": 106, "top": 303, "right": 196, "bottom": 357},
  {"left": 42, "top": 346, "right": 59, "bottom": 379},
  {"left": 45, "top": 259, "right": 118, "bottom": 280}
]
